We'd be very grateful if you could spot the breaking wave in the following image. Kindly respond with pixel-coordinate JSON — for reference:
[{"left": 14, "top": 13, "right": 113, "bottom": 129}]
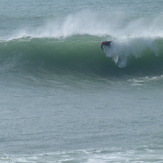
[
  {"left": 0, "top": 10, "right": 163, "bottom": 76},
  {"left": 0, "top": 35, "right": 163, "bottom": 76}
]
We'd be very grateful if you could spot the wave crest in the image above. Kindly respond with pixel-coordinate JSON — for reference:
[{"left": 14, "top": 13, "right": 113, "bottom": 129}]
[
  {"left": 2, "top": 10, "right": 163, "bottom": 40},
  {"left": 0, "top": 35, "right": 163, "bottom": 76}
]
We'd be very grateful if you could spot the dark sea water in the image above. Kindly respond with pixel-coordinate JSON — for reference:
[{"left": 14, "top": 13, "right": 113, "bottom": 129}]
[{"left": 0, "top": 0, "right": 163, "bottom": 162}]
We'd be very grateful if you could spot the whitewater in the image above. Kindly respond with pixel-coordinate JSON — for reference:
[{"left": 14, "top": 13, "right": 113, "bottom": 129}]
[
  {"left": 1, "top": 8, "right": 163, "bottom": 70},
  {"left": 0, "top": 0, "right": 163, "bottom": 163}
]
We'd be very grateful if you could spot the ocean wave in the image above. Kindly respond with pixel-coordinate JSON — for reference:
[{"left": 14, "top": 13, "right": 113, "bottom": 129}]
[
  {"left": 0, "top": 35, "right": 163, "bottom": 76},
  {"left": 103, "top": 36, "right": 163, "bottom": 68}
]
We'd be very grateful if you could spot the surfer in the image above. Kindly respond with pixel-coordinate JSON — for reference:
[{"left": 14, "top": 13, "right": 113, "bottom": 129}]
[{"left": 101, "top": 41, "right": 111, "bottom": 50}]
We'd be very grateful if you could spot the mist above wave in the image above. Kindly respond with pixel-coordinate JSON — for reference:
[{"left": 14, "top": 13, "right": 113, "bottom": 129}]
[{"left": 2, "top": 9, "right": 162, "bottom": 40}]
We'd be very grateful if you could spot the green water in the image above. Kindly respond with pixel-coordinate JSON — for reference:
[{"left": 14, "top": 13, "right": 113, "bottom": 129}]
[{"left": 0, "top": 0, "right": 163, "bottom": 162}]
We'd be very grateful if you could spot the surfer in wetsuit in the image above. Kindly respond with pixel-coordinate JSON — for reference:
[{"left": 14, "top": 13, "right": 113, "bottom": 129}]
[{"left": 101, "top": 41, "right": 111, "bottom": 50}]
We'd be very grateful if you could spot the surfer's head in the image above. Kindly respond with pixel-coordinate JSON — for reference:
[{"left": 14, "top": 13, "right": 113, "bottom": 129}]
[{"left": 101, "top": 41, "right": 112, "bottom": 50}]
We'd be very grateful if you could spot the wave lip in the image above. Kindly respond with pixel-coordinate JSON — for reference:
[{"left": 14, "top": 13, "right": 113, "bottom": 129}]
[{"left": 2, "top": 9, "right": 163, "bottom": 41}]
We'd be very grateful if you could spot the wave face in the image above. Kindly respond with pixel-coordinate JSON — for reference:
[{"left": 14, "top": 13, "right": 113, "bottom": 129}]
[
  {"left": 0, "top": 35, "right": 163, "bottom": 76},
  {"left": 0, "top": 10, "right": 163, "bottom": 76},
  {"left": 0, "top": 36, "right": 110, "bottom": 75}
]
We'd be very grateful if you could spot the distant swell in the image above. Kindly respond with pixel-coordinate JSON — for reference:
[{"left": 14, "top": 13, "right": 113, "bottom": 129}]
[{"left": 0, "top": 35, "right": 163, "bottom": 76}]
